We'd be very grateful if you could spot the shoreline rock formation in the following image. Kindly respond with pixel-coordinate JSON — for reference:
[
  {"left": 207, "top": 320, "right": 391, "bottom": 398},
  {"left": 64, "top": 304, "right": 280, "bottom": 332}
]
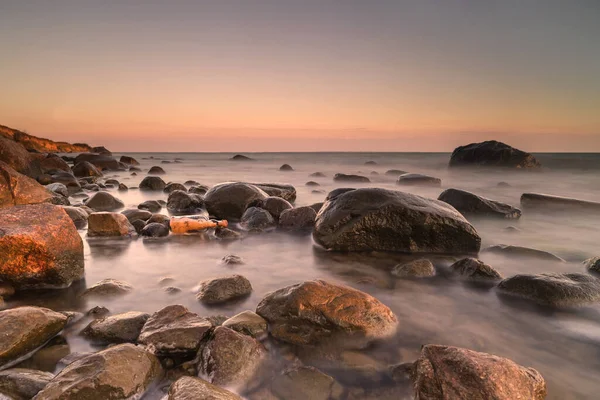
[{"left": 0, "top": 124, "right": 93, "bottom": 153}]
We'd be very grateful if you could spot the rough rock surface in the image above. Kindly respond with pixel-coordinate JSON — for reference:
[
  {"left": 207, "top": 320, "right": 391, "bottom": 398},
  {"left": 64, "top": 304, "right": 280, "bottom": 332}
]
[
  {"left": 482, "top": 244, "right": 564, "bottom": 262},
  {"left": 141, "top": 222, "right": 170, "bottom": 238},
  {"left": 167, "top": 190, "right": 205, "bottom": 214},
  {"left": 0, "top": 161, "right": 53, "bottom": 208},
  {"left": 168, "top": 376, "right": 242, "bottom": 400},
  {"left": 164, "top": 182, "right": 187, "bottom": 193},
  {"left": 584, "top": 257, "right": 600, "bottom": 273},
  {"left": 81, "top": 279, "right": 133, "bottom": 298},
  {"left": 520, "top": 192, "right": 600, "bottom": 212},
  {"left": 251, "top": 183, "right": 297, "bottom": 203},
  {"left": 121, "top": 208, "right": 152, "bottom": 223},
  {"left": 278, "top": 206, "right": 317, "bottom": 231},
  {"left": 0, "top": 368, "right": 54, "bottom": 400},
  {"left": 257, "top": 196, "right": 293, "bottom": 219},
  {"left": 148, "top": 166, "right": 166, "bottom": 175},
  {"left": 449, "top": 140, "right": 541, "bottom": 168},
  {"left": 138, "top": 200, "right": 162, "bottom": 212},
  {"left": 256, "top": 280, "right": 398, "bottom": 347},
  {"left": 196, "top": 275, "right": 253, "bottom": 305},
  {"left": 74, "top": 153, "right": 122, "bottom": 171},
  {"left": 84, "top": 191, "right": 125, "bottom": 212},
  {"left": 119, "top": 155, "right": 139, "bottom": 166},
  {"left": 222, "top": 311, "right": 268, "bottom": 338},
  {"left": 392, "top": 259, "right": 435, "bottom": 278},
  {"left": 271, "top": 366, "right": 344, "bottom": 400},
  {"left": 413, "top": 345, "right": 546, "bottom": 400},
  {"left": 450, "top": 258, "right": 502, "bottom": 280},
  {"left": 139, "top": 176, "right": 166, "bottom": 191},
  {"left": 438, "top": 189, "right": 521, "bottom": 219},
  {"left": 397, "top": 173, "right": 441, "bottom": 186},
  {"left": 333, "top": 173, "right": 370, "bottom": 183},
  {"left": 81, "top": 311, "right": 150, "bottom": 344},
  {"left": 240, "top": 207, "right": 276, "bottom": 231},
  {"left": 72, "top": 161, "right": 102, "bottom": 178},
  {"left": 204, "top": 182, "right": 269, "bottom": 221},
  {"left": 87, "top": 212, "right": 136, "bottom": 237},
  {"left": 62, "top": 206, "right": 89, "bottom": 229}
]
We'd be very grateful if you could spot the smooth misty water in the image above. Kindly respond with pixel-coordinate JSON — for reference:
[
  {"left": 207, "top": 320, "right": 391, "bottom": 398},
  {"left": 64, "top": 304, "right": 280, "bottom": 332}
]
[{"left": 7, "top": 152, "right": 600, "bottom": 399}]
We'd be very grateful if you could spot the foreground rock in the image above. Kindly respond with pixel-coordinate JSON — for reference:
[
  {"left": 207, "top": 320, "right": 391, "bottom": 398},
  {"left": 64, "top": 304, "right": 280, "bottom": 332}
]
[
  {"left": 34, "top": 344, "right": 162, "bottom": 400},
  {"left": 520, "top": 192, "right": 600, "bottom": 212},
  {"left": 198, "top": 326, "right": 266, "bottom": 389},
  {"left": 413, "top": 345, "right": 546, "bottom": 399},
  {"left": 0, "top": 162, "right": 53, "bottom": 208},
  {"left": 0, "top": 368, "right": 54, "bottom": 399},
  {"left": 81, "top": 311, "right": 149, "bottom": 344},
  {"left": 230, "top": 154, "right": 253, "bottom": 161},
  {"left": 0, "top": 204, "right": 84, "bottom": 289},
  {"left": 250, "top": 183, "right": 297, "bottom": 203},
  {"left": 62, "top": 206, "right": 89, "bottom": 229},
  {"left": 449, "top": 140, "right": 541, "bottom": 168},
  {"left": 482, "top": 244, "right": 564, "bottom": 262},
  {"left": 196, "top": 275, "right": 252, "bottom": 305},
  {"left": 278, "top": 206, "right": 317, "bottom": 231},
  {"left": 438, "top": 188, "right": 521, "bottom": 219},
  {"left": 450, "top": 258, "right": 502, "bottom": 280},
  {"left": 240, "top": 207, "right": 275, "bottom": 231},
  {"left": 168, "top": 376, "right": 242, "bottom": 400},
  {"left": 82, "top": 279, "right": 133, "bottom": 298},
  {"left": 333, "top": 173, "right": 370, "bottom": 183},
  {"left": 397, "top": 173, "right": 441, "bottom": 186},
  {"left": 87, "top": 212, "right": 136, "bottom": 237},
  {"left": 0, "top": 307, "right": 67, "bottom": 370},
  {"left": 141, "top": 222, "right": 170, "bottom": 238},
  {"left": 138, "top": 305, "right": 212, "bottom": 356},
  {"left": 204, "top": 183, "right": 268, "bottom": 220},
  {"left": 271, "top": 366, "right": 343, "bottom": 400},
  {"left": 256, "top": 280, "right": 397, "bottom": 347},
  {"left": 139, "top": 176, "right": 166, "bottom": 191},
  {"left": 392, "top": 259, "right": 435, "bottom": 278},
  {"left": 313, "top": 188, "right": 481, "bottom": 253},
  {"left": 498, "top": 273, "right": 600, "bottom": 307},
  {"left": 84, "top": 191, "right": 125, "bottom": 212},
  {"left": 222, "top": 311, "right": 268, "bottom": 339}
]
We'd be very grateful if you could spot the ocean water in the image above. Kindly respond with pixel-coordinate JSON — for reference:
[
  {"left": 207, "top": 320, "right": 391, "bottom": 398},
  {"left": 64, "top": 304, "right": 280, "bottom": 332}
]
[{"left": 7, "top": 152, "right": 600, "bottom": 398}]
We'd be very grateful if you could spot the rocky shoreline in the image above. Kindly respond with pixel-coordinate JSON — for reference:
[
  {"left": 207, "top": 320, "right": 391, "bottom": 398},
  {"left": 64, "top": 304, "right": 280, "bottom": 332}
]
[{"left": 0, "top": 134, "right": 595, "bottom": 399}]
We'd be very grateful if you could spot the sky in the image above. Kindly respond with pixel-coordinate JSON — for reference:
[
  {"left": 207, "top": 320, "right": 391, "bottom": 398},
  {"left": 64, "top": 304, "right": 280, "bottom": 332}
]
[{"left": 0, "top": 0, "right": 599, "bottom": 152}]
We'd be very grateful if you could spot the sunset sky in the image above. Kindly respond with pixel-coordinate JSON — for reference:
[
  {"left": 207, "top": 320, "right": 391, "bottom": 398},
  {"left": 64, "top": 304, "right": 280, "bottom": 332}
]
[{"left": 1, "top": 0, "right": 599, "bottom": 151}]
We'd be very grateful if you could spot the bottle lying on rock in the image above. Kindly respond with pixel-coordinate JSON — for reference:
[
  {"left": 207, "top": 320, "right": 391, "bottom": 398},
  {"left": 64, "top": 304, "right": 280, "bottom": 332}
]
[{"left": 170, "top": 217, "right": 228, "bottom": 234}]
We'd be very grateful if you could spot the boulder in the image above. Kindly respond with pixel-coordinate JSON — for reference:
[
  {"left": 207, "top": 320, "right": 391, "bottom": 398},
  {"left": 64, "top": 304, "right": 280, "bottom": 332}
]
[
  {"left": 204, "top": 183, "right": 268, "bottom": 221},
  {"left": 215, "top": 227, "right": 242, "bottom": 240},
  {"left": 230, "top": 154, "right": 253, "bottom": 161},
  {"left": 392, "top": 259, "right": 435, "bottom": 278},
  {"left": 119, "top": 155, "right": 139, "bottom": 166},
  {"left": 280, "top": 164, "right": 294, "bottom": 171},
  {"left": 62, "top": 206, "right": 89, "bottom": 229},
  {"left": 72, "top": 161, "right": 103, "bottom": 178},
  {"left": 138, "top": 200, "right": 162, "bottom": 212},
  {"left": 138, "top": 305, "right": 212, "bottom": 356},
  {"left": 198, "top": 326, "right": 266, "bottom": 389},
  {"left": 0, "top": 137, "right": 42, "bottom": 177},
  {"left": 84, "top": 191, "right": 125, "bottom": 211},
  {"left": 222, "top": 311, "right": 267, "bottom": 339},
  {"left": 189, "top": 185, "right": 209, "bottom": 195},
  {"left": 0, "top": 162, "right": 53, "bottom": 208},
  {"left": 256, "top": 280, "right": 398, "bottom": 347},
  {"left": 0, "top": 204, "right": 84, "bottom": 289},
  {"left": 139, "top": 176, "right": 166, "bottom": 191},
  {"left": 33, "top": 344, "right": 162, "bottom": 400},
  {"left": 449, "top": 140, "right": 541, "bottom": 168},
  {"left": 118, "top": 183, "right": 128, "bottom": 191},
  {"left": 81, "top": 311, "right": 149, "bottom": 344},
  {"left": 45, "top": 182, "right": 68, "bottom": 197},
  {"left": 167, "top": 190, "right": 205, "bottom": 214},
  {"left": 309, "top": 202, "right": 324, "bottom": 214},
  {"left": 584, "top": 257, "right": 600, "bottom": 273},
  {"left": 87, "top": 212, "right": 136, "bottom": 237},
  {"left": 306, "top": 181, "right": 320, "bottom": 187},
  {"left": 271, "top": 366, "right": 343, "bottom": 400},
  {"left": 438, "top": 189, "right": 521, "bottom": 219},
  {"left": 196, "top": 275, "right": 253, "bottom": 305},
  {"left": 82, "top": 279, "right": 133, "bottom": 298},
  {"left": 397, "top": 173, "right": 441, "bottom": 187},
  {"left": 147, "top": 213, "right": 171, "bottom": 228},
  {"left": 73, "top": 153, "right": 122, "bottom": 171},
  {"left": 221, "top": 254, "right": 244, "bottom": 265},
  {"left": 313, "top": 188, "right": 481, "bottom": 253},
  {"left": 257, "top": 196, "right": 293, "bottom": 220},
  {"left": 168, "top": 376, "right": 242, "bottom": 400},
  {"left": 498, "top": 273, "right": 600, "bottom": 307},
  {"left": 121, "top": 208, "right": 152, "bottom": 223},
  {"left": 251, "top": 183, "right": 297, "bottom": 203},
  {"left": 131, "top": 219, "right": 146, "bottom": 234},
  {"left": 482, "top": 244, "right": 564, "bottom": 262},
  {"left": 278, "top": 207, "right": 317, "bottom": 231},
  {"left": 0, "top": 368, "right": 54, "bottom": 400},
  {"left": 141, "top": 222, "right": 170, "bottom": 238},
  {"left": 91, "top": 146, "right": 112, "bottom": 155},
  {"left": 48, "top": 172, "right": 81, "bottom": 193},
  {"left": 148, "top": 166, "right": 166, "bottom": 175},
  {"left": 385, "top": 169, "right": 407, "bottom": 176},
  {"left": 520, "top": 192, "right": 600, "bottom": 212},
  {"left": 310, "top": 172, "right": 326, "bottom": 177},
  {"left": 240, "top": 207, "right": 275, "bottom": 231},
  {"left": 413, "top": 345, "right": 546, "bottom": 399},
  {"left": 0, "top": 307, "right": 67, "bottom": 370},
  {"left": 333, "top": 173, "right": 370, "bottom": 183},
  {"left": 450, "top": 258, "right": 502, "bottom": 280},
  {"left": 164, "top": 182, "right": 187, "bottom": 193}
]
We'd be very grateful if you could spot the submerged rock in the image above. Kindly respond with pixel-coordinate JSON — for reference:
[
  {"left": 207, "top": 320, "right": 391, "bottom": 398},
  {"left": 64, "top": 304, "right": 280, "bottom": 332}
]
[
  {"left": 385, "top": 169, "right": 407, "bottom": 176},
  {"left": 438, "top": 188, "right": 521, "bottom": 219},
  {"left": 138, "top": 199, "right": 162, "bottom": 212},
  {"left": 391, "top": 259, "right": 435, "bottom": 278},
  {"left": 121, "top": 208, "right": 152, "bottom": 223},
  {"left": 222, "top": 311, "right": 268, "bottom": 338},
  {"left": 164, "top": 182, "right": 187, "bottom": 193},
  {"left": 306, "top": 181, "right": 320, "bottom": 187},
  {"left": 310, "top": 172, "right": 326, "bottom": 178},
  {"left": 498, "top": 273, "right": 600, "bottom": 307},
  {"left": 168, "top": 376, "right": 242, "bottom": 400},
  {"left": 0, "top": 368, "right": 54, "bottom": 400},
  {"left": 449, "top": 140, "right": 541, "bottom": 168},
  {"left": 0, "top": 307, "right": 67, "bottom": 370},
  {"left": 230, "top": 154, "right": 253, "bottom": 161},
  {"left": 257, "top": 196, "right": 293, "bottom": 220},
  {"left": 450, "top": 258, "right": 502, "bottom": 280},
  {"left": 280, "top": 164, "right": 294, "bottom": 171},
  {"left": 221, "top": 254, "right": 244, "bottom": 265},
  {"left": 215, "top": 227, "right": 243, "bottom": 240},
  {"left": 167, "top": 190, "right": 205, "bottom": 214},
  {"left": 148, "top": 166, "right": 166, "bottom": 175},
  {"left": 333, "top": 173, "right": 370, "bottom": 183},
  {"left": 82, "top": 279, "right": 133, "bottom": 298},
  {"left": 139, "top": 176, "right": 166, "bottom": 191},
  {"left": 62, "top": 206, "right": 89, "bottom": 229},
  {"left": 413, "top": 345, "right": 546, "bottom": 399},
  {"left": 84, "top": 191, "right": 125, "bottom": 212},
  {"left": 520, "top": 192, "right": 600, "bottom": 212},
  {"left": 271, "top": 366, "right": 344, "bottom": 400},
  {"left": 87, "top": 212, "right": 136, "bottom": 237},
  {"left": 397, "top": 173, "right": 441, "bottom": 187},
  {"left": 584, "top": 257, "right": 600, "bottom": 273},
  {"left": 278, "top": 206, "right": 317, "bottom": 231},
  {"left": 141, "top": 222, "right": 170, "bottom": 238},
  {"left": 482, "top": 244, "right": 564, "bottom": 262},
  {"left": 0, "top": 204, "right": 84, "bottom": 289},
  {"left": 240, "top": 207, "right": 276, "bottom": 231},
  {"left": 0, "top": 162, "right": 53, "bottom": 208},
  {"left": 204, "top": 182, "right": 269, "bottom": 221},
  {"left": 81, "top": 311, "right": 149, "bottom": 344},
  {"left": 196, "top": 275, "right": 253, "bottom": 305},
  {"left": 251, "top": 183, "right": 297, "bottom": 203},
  {"left": 33, "top": 344, "right": 163, "bottom": 400},
  {"left": 256, "top": 280, "right": 398, "bottom": 347},
  {"left": 313, "top": 188, "right": 481, "bottom": 254}
]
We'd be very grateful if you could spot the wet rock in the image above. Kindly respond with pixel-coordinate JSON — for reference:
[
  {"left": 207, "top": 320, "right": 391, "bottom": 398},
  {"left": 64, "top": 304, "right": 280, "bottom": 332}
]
[
  {"left": 34, "top": 343, "right": 163, "bottom": 400},
  {"left": 0, "top": 307, "right": 67, "bottom": 370},
  {"left": 189, "top": 185, "right": 209, "bottom": 195},
  {"left": 0, "top": 368, "right": 54, "bottom": 400},
  {"left": 222, "top": 311, "right": 267, "bottom": 339},
  {"left": 0, "top": 204, "right": 84, "bottom": 289},
  {"left": 333, "top": 173, "right": 370, "bottom": 183},
  {"left": 13, "top": 339, "right": 69, "bottom": 373},
  {"left": 278, "top": 206, "right": 317, "bottom": 231},
  {"left": 138, "top": 199, "right": 162, "bottom": 212},
  {"left": 164, "top": 182, "right": 187, "bottom": 193},
  {"left": 256, "top": 280, "right": 398, "bottom": 347},
  {"left": 497, "top": 181, "right": 511, "bottom": 187},
  {"left": 280, "top": 164, "right": 294, "bottom": 171},
  {"left": 118, "top": 183, "right": 128, "bottom": 191},
  {"left": 139, "top": 176, "right": 167, "bottom": 191},
  {"left": 198, "top": 326, "right": 266, "bottom": 389},
  {"left": 91, "top": 146, "right": 112, "bottom": 155},
  {"left": 167, "top": 190, "right": 205, "bottom": 214},
  {"left": 168, "top": 376, "right": 242, "bottom": 399},
  {"left": 310, "top": 172, "right": 326, "bottom": 177},
  {"left": 251, "top": 183, "right": 297, "bottom": 203},
  {"left": 449, "top": 140, "right": 541, "bottom": 168},
  {"left": 86, "top": 306, "right": 110, "bottom": 318},
  {"left": 397, "top": 173, "right": 441, "bottom": 186},
  {"left": 104, "top": 178, "right": 120, "bottom": 187},
  {"left": 385, "top": 169, "right": 407, "bottom": 176},
  {"left": 82, "top": 279, "right": 133, "bottom": 298},
  {"left": 119, "top": 155, "right": 139, "bottom": 166},
  {"left": 147, "top": 213, "right": 171, "bottom": 228},
  {"left": 84, "top": 191, "right": 125, "bottom": 211},
  {"left": 0, "top": 137, "right": 42, "bottom": 177},
  {"left": 306, "top": 181, "right": 320, "bottom": 187},
  {"left": 196, "top": 275, "right": 253, "bottom": 305},
  {"left": 81, "top": 311, "right": 150, "bottom": 344},
  {"left": 138, "top": 305, "right": 212, "bottom": 356},
  {"left": 71, "top": 161, "right": 103, "bottom": 178},
  {"left": 271, "top": 366, "right": 344, "bottom": 400},
  {"left": 0, "top": 162, "right": 53, "bottom": 207},
  {"left": 392, "top": 259, "right": 435, "bottom": 278},
  {"left": 164, "top": 286, "right": 181, "bottom": 294},
  {"left": 87, "top": 212, "right": 136, "bottom": 237},
  {"left": 450, "top": 258, "right": 502, "bottom": 280},
  {"left": 148, "top": 166, "right": 166, "bottom": 175},
  {"left": 222, "top": 254, "right": 244, "bottom": 265},
  {"left": 520, "top": 192, "right": 600, "bottom": 212},
  {"left": 309, "top": 202, "right": 324, "bottom": 213},
  {"left": 184, "top": 180, "right": 200, "bottom": 186},
  {"left": 121, "top": 208, "right": 152, "bottom": 223},
  {"left": 132, "top": 219, "right": 146, "bottom": 234},
  {"left": 240, "top": 207, "right": 276, "bottom": 231},
  {"left": 215, "top": 227, "right": 242, "bottom": 240},
  {"left": 141, "top": 222, "right": 170, "bottom": 238},
  {"left": 482, "top": 244, "right": 564, "bottom": 262},
  {"left": 204, "top": 182, "right": 269, "bottom": 221},
  {"left": 313, "top": 188, "right": 481, "bottom": 253},
  {"left": 413, "top": 345, "right": 546, "bottom": 399},
  {"left": 230, "top": 154, "right": 253, "bottom": 161},
  {"left": 74, "top": 153, "right": 122, "bottom": 171},
  {"left": 206, "top": 315, "right": 229, "bottom": 327},
  {"left": 438, "top": 188, "right": 521, "bottom": 219},
  {"left": 584, "top": 257, "right": 600, "bottom": 273},
  {"left": 256, "top": 196, "right": 293, "bottom": 220},
  {"left": 498, "top": 273, "right": 600, "bottom": 307},
  {"left": 62, "top": 206, "right": 89, "bottom": 229},
  {"left": 45, "top": 182, "right": 68, "bottom": 197}
]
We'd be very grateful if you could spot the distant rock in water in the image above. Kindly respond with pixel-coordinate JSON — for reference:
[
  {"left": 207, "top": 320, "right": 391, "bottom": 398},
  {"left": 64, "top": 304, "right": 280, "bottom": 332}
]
[
  {"left": 309, "top": 172, "right": 326, "bottom": 177},
  {"left": 397, "top": 173, "right": 441, "bottom": 187},
  {"left": 392, "top": 259, "right": 435, "bottom": 278},
  {"left": 139, "top": 176, "right": 166, "bottom": 191},
  {"left": 91, "top": 146, "right": 112, "bottom": 155},
  {"left": 450, "top": 257, "right": 502, "bottom": 280},
  {"left": 250, "top": 183, "right": 297, "bottom": 203},
  {"left": 385, "top": 169, "right": 408, "bottom": 176},
  {"left": 230, "top": 154, "right": 253, "bottom": 161},
  {"left": 279, "top": 164, "right": 294, "bottom": 171},
  {"left": 584, "top": 257, "right": 600, "bottom": 274},
  {"left": 0, "top": 124, "right": 93, "bottom": 153},
  {"left": 449, "top": 140, "right": 541, "bottom": 168},
  {"left": 119, "top": 155, "right": 139, "bottom": 166},
  {"left": 333, "top": 173, "right": 370, "bottom": 183},
  {"left": 438, "top": 188, "right": 521, "bottom": 219},
  {"left": 74, "top": 154, "right": 122, "bottom": 171},
  {"left": 482, "top": 244, "right": 564, "bottom": 262},
  {"left": 148, "top": 166, "right": 166, "bottom": 175},
  {"left": 365, "top": 161, "right": 377, "bottom": 165},
  {"left": 520, "top": 193, "right": 600, "bottom": 212}
]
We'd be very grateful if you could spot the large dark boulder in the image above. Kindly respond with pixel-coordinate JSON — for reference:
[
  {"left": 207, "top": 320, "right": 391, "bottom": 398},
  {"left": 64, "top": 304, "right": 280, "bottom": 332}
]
[
  {"left": 413, "top": 345, "right": 546, "bottom": 399},
  {"left": 119, "top": 155, "right": 139, "bottom": 166},
  {"left": 278, "top": 206, "right": 317, "bottom": 232},
  {"left": 74, "top": 153, "right": 122, "bottom": 171},
  {"left": 164, "top": 182, "right": 187, "bottom": 193},
  {"left": 167, "top": 190, "right": 205, "bottom": 215},
  {"left": 439, "top": 188, "right": 521, "bottom": 219},
  {"left": 0, "top": 204, "right": 84, "bottom": 289},
  {"left": 250, "top": 183, "right": 297, "bottom": 202},
  {"left": 240, "top": 207, "right": 275, "bottom": 231},
  {"left": 449, "top": 140, "right": 541, "bottom": 168},
  {"left": 256, "top": 280, "right": 398, "bottom": 347},
  {"left": 139, "top": 176, "right": 166, "bottom": 191},
  {"left": 82, "top": 279, "right": 133, "bottom": 299},
  {"left": 168, "top": 376, "right": 242, "bottom": 399},
  {"left": 204, "top": 182, "right": 268, "bottom": 221},
  {"left": 84, "top": 191, "right": 125, "bottom": 212},
  {"left": 313, "top": 188, "right": 481, "bottom": 253},
  {"left": 0, "top": 162, "right": 53, "bottom": 208},
  {"left": 72, "top": 161, "right": 103, "bottom": 178}
]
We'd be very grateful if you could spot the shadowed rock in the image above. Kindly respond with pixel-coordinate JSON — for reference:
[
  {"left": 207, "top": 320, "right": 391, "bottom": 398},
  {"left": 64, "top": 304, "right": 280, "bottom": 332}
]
[
  {"left": 204, "top": 183, "right": 268, "bottom": 221},
  {"left": 168, "top": 376, "right": 242, "bottom": 400},
  {"left": 280, "top": 164, "right": 294, "bottom": 171},
  {"left": 250, "top": 183, "right": 297, "bottom": 202},
  {"left": 520, "top": 192, "right": 600, "bottom": 212},
  {"left": 121, "top": 208, "right": 152, "bottom": 223},
  {"left": 74, "top": 153, "right": 122, "bottom": 171},
  {"left": 72, "top": 161, "right": 102, "bottom": 178},
  {"left": 84, "top": 191, "right": 125, "bottom": 212},
  {"left": 278, "top": 206, "right": 317, "bottom": 232},
  {"left": 164, "top": 182, "right": 187, "bottom": 193},
  {"left": 397, "top": 173, "right": 441, "bottom": 187},
  {"left": 148, "top": 166, "right": 166, "bottom": 175},
  {"left": 240, "top": 207, "right": 275, "bottom": 231},
  {"left": 167, "top": 190, "right": 205, "bottom": 215},
  {"left": 450, "top": 140, "right": 541, "bottom": 168},
  {"left": 119, "top": 155, "right": 139, "bottom": 166},
  {"left": 62, "top": 206, "right": 89, "bottom": 229},
  {"left": 584, "top": 257, "right": 600, "bottom": 274},
  {"left": 271, "top": 366, "right": 343, "bottom": 400},
  {"left": 482, "top": 244, "right": 564, "bottom": 262},
  {"left": 222, "top": 311, "right": 267, "bottom": 339},
  {"left": 81, "top": 311, "right": 149, "bottom": 344},
  {"left": 141, "top": 222, "right": 170, "bottom": 238},
  {"left": 0, "top": 161, "right": 53, "bottom": 208},
  {"left": 139, "top": 176, "right": 166, "bottom": 191},
  {"left": 385, "top": 169, "right": 408, "bottom": 176},
  {"left": 138, "top": 200, "right": 162, "bottom": 212},
  {"left": 196, "top": 275, "right": 252, "bottom": 305},
  {"left": 230, "top": 154, "right": 253, "bottom": 161},
  {"left": 310, "top": 172, "right": 326, "bottom": 177},
  {"left": 0, "top": 368, "right": 54, "bottom": 400},
  {"left": 333, "top": 173, "right": 370, "bottom": 183},
  {"left": 450, "top": 258, "right": 502, "bottom": 280},
  {"left": 255, "top": 196, "right": 293, "bottom": 220},
  {"left": 81, "top": 279, "right": 133, "bottom": 299},
  {"left": 392, "top": 259, "right": 435, "bottom": 278},
  {"left": 87, "top": 212, "right": 136, "bottom": 237},
  {"left": 438, "top": 188, "right": 521, "bottom": 219}
]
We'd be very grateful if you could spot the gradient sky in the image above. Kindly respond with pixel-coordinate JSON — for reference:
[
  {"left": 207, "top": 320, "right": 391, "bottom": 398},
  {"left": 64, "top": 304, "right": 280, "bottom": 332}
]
[{"left": 1, "top": 0, "right": 599, "bottom": 151}]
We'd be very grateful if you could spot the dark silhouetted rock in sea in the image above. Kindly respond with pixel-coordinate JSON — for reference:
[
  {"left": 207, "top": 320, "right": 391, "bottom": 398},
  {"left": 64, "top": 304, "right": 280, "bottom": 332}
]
[
  {"left": 482, "top": 244, "right": 564, "bottom": 262},
  {"left": 310, "top": 172, "right": 326, "bottom": 177},
  {"left": 141, "top": 222, "right": 170, "bottom": 238},
  {"left": 167, "top": 190, "right": 205, "bottom": 215},
  {"left": 397, "top": 173, "right": 441, "bottom": 187},
  {"left": 449, "top": 140, "right": 541, "bottom": 168},
  {"left": 74, "top": 153, "right": 122, "bottom": 171},
  {"left": 254, "top": 196, "right": 293, "bottom": 220},
  {"left": 450, "top": 257, "right": 502, "bottom": 280},
  {"left": 147, "top": 166, "right": 166, "bottom": 175},
  {"left": 163, "top": 182, "right": 187, "bottom": 193},
  {"left": 280, "top": 163, "right": 294, "bottom": 171},
  {"left": 138, "top": 200, "right": 162, "bottom": 212},
  {"left": 385, "top": 169, "right": 408, "bottom": 176},
  {"left": 230, "top": 154, "right": 253, "bottom": 161},
  {"left": 438, "top": 188, "right": 522, "bottom": 219},
  {"left": 250, "top": 183, "right": 297, "bottom": 202},
  {"left": 306, "top": 181, "right": 320, "bottom": 187},
  {"left": 204, "top": 182, "right": 268, "bottom": 221},
  {"left": 333, "top": 173, "right": 370, "bottom": 183},
  {"left": 392, "top": 259, "right": 435, "bottom": 278},
  {"left": 119, "top": 155, "right": 139, "bottom": 166},
  {"left": 520, "top": 192, "right": 600, "bottom": 212},
  {"left": 139, "top": 176, "right": 166, "bottom": 191}
]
